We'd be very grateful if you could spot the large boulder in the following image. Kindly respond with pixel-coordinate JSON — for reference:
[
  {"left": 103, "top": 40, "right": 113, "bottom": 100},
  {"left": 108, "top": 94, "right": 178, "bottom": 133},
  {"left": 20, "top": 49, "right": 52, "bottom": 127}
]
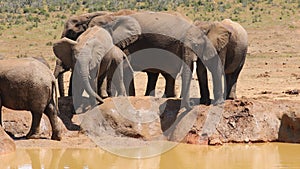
[
  {"left": 0, "top": 126, "right": 15, "bottom": 155},
  {"left": 76, "top": 96, "right": 300, "bottom": 145}
]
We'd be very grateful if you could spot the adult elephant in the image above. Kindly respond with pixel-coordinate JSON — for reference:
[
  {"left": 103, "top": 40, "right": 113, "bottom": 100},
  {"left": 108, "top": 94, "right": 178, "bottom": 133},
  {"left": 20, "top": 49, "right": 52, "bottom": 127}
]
[
  {"left": 55, "top": 11, "right": 111, "bottom": 97},
  {"left": 0, "top": 58, "right": 61, "bottom": 140},
  {"left": 53, "top": 26, "right": 128, "bottom": 113},
  {"left": 194, "top": 19, "right": 248, "bottom": 101},
  {"left": 56, "top": 11, "right": 224, "bottom": 109}
]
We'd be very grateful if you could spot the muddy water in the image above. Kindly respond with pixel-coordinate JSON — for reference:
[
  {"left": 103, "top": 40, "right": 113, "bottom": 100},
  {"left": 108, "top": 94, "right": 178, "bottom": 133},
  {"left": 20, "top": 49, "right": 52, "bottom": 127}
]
[{"left": 1, "top": 143, "right": 300, "bottom": 169}]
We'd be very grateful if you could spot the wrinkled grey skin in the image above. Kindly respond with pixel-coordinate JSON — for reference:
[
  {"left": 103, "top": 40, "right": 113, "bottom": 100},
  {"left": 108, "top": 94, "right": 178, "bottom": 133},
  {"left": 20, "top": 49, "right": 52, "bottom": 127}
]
[
  {"left": 0, "top": 58, "right": 61, "bottom": 140},
  {"left": 56, "top": 11, "right": 224, "bottom": 109},
  {"left": 53, "top": 26, "right": 128, "bottom": 111},
  {"left": 89, "top": 12, "right": 224, "bottom": 108},
  {"left": 194, "top": 19, "right": 248, "bottom": 102}
]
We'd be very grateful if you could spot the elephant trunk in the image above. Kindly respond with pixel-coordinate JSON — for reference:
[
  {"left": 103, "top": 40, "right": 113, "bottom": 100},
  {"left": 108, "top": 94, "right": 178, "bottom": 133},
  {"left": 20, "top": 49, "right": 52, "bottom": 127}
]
[{"left": 78, "top": 59, "right": 104, "bottom": 104}]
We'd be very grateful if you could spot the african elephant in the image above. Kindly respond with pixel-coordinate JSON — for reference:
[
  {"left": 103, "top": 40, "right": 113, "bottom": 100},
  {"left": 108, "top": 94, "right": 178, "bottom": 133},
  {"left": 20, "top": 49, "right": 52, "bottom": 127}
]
[
  {"left": 56, "top": 11, "right": 111, "bottom": 97},
  {"left": 0, "top": 58, "right": 61, "bottom": 140},
  {"left": 53, "top": 26, "right": 128, "bottom": 112},
  {"left": 85, "top": 11, "right": 224, "bottom": 108},
  {"left": 194, "top": 19, "right": 248, "bottom": 101}
]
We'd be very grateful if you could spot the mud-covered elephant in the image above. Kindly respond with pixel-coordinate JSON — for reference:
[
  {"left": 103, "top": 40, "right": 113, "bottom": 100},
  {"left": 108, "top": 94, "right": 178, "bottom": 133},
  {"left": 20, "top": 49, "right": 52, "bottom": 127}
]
[
  {"left": 87, "top": 12, "right": 224, "bottom": 108},
  {"left": 0, "top": 58, "right": 61, "bottom": 140},
  {"left": 194, "top": 19, "right": 248, "bottom": 101},
  {"left": 53, "top": 26, "right": 128, "bottom": 112}
]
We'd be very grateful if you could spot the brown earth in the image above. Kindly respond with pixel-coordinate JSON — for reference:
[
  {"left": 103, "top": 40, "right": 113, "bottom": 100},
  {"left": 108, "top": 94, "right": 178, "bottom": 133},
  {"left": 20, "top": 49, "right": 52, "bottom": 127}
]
[{"left": 1, "top": 22, "right": 300, "bottom": 151}]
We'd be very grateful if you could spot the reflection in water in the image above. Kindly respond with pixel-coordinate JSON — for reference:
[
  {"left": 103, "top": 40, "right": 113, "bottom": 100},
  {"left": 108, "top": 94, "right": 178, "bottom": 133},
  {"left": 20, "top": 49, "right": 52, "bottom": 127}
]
[{"left": 1, "top": 143, "right": 300, "bottom": 169}]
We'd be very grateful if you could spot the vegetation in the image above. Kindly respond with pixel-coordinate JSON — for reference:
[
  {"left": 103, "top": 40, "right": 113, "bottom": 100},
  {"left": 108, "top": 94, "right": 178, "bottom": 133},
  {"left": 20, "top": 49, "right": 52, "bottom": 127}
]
[
  {"left": 0, "top": 0, "right": 299, "bottom": 25},
  {"left": 0, "top": 0, "right": 299, "bottom": 61}
]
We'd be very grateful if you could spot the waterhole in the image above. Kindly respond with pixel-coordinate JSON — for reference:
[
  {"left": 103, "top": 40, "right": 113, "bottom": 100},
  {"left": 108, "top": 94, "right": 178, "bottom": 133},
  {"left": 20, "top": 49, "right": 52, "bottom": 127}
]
[{"left": 1, "top": 143, "right": 300, "bottom": 169}]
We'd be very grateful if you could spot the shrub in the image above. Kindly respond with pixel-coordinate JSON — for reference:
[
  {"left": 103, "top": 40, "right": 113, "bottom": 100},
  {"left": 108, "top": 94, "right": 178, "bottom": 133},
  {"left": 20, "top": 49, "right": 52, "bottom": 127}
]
[{"left": 46, "top": 41, "right": 52, "bottom": 46}]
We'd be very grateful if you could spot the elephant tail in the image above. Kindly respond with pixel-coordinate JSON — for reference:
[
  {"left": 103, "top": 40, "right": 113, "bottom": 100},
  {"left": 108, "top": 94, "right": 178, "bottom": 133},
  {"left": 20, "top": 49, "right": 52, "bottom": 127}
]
[{"left": 122, "top": 52, "right": 134, "bottom": 74}]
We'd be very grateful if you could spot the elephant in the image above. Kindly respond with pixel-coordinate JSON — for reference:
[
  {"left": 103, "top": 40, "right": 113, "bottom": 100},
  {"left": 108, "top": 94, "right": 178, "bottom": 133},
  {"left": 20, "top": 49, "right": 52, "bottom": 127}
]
[
  {"left": 53, "top": 26, "right": 129, "bottom": 112},
  {"left": 194, "top": 19, "right": 248, "bottom": 101},
  {"left": 56, "top": 11, "right": 111, "bottom": 97},
  {"left": 66, "top": 11, "right": 224, "bottom": 109},
  {"left": 0, "top": 58, "right": 61, "bottom": 140},
  {"left": 31, "top": 56, "right": 51, "bottom": 68}
]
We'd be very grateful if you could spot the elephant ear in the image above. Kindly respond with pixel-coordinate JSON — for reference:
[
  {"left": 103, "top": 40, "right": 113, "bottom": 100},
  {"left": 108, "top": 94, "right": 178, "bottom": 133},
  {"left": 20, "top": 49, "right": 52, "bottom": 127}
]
[
  {"left": 53, "top": 37, "right": 77, "bottom": 69},
  {"left": 194, "top": 20, "right": 213, "bottom": 35},
  {"left": 184, "top": 25, "right": 218, "bottom": 61},
  {"left": 103, "top": 16, "right": 141, "bottom": 49},
  {"left": 207, "top": 22, "right": 231, "bottom": 52}
]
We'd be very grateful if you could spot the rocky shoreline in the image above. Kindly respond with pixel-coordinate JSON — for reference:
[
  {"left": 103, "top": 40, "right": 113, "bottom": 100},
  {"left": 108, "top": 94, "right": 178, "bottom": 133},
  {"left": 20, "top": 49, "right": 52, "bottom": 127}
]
[{"left": 1, "top": 96, "right": 300, "bottom": 155}]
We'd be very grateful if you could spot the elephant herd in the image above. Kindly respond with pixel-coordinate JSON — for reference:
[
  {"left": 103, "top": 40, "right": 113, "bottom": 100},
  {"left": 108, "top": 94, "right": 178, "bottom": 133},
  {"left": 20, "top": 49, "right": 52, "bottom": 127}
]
[{"left": 0, "top": 10, "right": 248, "bottom": 141}]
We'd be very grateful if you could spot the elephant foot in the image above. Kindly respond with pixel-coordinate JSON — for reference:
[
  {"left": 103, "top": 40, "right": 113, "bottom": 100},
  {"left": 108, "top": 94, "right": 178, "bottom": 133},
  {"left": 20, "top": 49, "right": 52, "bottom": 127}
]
[
  {"left": 226, "top": 95, "right": 237, "bottom": 100},
  {"left": 51, "top": 133, "right": 62, "bottom": 141},
  {"left": 200, "top": 98, "right": 211, "bottom": 106},
  {"left": 100, "top": 89, "right": 109, "bottom": 98},
  {"left": 162, "top": 93, "right": 176, "bottom": 98},
  {"left": 26, "top": 133, "right": 40, "bottom": 139},
  {"left": 212, "top": 98, "right": 225, "bottom": 106}
]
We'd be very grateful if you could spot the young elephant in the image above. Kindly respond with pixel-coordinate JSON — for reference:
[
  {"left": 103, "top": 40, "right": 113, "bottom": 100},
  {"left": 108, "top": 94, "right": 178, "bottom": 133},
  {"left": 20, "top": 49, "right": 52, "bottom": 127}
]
[
  {"left": 53, "top": 26, "right": 129, "bottom": 112},
  {"left": 0, "top": 58, "right": 61, "bottom": 140},
  {"left": 194, "top": 19, "right": 248, "bottom": 103}
]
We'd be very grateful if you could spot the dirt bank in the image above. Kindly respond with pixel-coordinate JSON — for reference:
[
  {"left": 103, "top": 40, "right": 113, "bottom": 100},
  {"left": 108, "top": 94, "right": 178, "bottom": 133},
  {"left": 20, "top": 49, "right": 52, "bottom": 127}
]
[{"left": 1, "top": 96, "right": 300, "bottom": 154}]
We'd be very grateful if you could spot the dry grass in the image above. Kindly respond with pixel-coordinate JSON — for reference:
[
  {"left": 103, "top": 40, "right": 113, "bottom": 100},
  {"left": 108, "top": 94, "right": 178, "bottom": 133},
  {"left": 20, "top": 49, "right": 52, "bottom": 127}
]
[{"left": 0, "top": 0, "right": 299, "bottom": 70}]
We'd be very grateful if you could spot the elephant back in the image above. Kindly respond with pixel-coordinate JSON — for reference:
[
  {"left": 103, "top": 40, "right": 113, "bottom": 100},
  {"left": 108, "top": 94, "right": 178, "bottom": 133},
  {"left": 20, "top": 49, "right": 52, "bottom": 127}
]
[
  {"left": 75, "top": 26, "right": 114, "bottom": 53},
  {"left": 130, "top": 12, "right": 192, "bottom": 41}
]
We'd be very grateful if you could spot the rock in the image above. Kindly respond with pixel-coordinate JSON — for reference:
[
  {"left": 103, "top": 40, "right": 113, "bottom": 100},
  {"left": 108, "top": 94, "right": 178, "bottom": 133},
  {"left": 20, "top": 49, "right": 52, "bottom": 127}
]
[
  {"left": 278, "top": 112, "right": 300, "bottom": 143},
  {"left": 6, "top": 96, "right": 300, "bottom": 146},
  {"left": 80, "top": 97, "right": 178, "bottom": 140},
  {"left": 0, "top": 126, "right": 16, "bottom": 155},
  {"left": 209, "top": 137, "right": 223, "bottom": 146},
  {"left": 75, "top": 96, "right": 300, "bottom": 145}
]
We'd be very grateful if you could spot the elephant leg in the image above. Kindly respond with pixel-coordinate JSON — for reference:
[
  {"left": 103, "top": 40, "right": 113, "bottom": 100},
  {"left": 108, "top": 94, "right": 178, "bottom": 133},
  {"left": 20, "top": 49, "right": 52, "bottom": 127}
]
[
  {"left": 97, "top": 74, "right": 109, "bottom": 98},
  {"left": 44, "top": 99, "right": 61, "bottom": 141},
  {"left": 129, "top": 79, "right": 135, "bottom": 96},
  {"left": 0, "top": 97, "right": 2, "bottom": 126},
  {"left": 108, "top": 60, "right": 126, "bottom": 96},
  {"left": 203, "top": 55, "right": 224, "bottom": 105},
  {"left": 226, "top": 73, "right": 237, "bottom": 99},
  {"left": 123, "top": 66, "right": 135, "bottom": 96},
  {"left": 226, "top": 60, "right": 245, "bottom": 100},
  {"left": 161, "top": 72, "right": 176, "bottom": 98},
  {"left": 101, "top": 76, "right": 109, "bottom": 98},
  {"left": 57, "top": 74, "right": 65, "bottom": 97},
  {"left": 26, "top": 110, "right": 43, "bottom": 139},
  {"left": 68, "top": 73, "right": 73, "bottom": 96},
  {"left": 196, "top": 59, "right": 211, "bottom": 105},
  {"left": 181, "top": 48, "right": 194, "bottom": 110},
  {"left": 145, "top": 72, "right": 159, "bottom": 96}
]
